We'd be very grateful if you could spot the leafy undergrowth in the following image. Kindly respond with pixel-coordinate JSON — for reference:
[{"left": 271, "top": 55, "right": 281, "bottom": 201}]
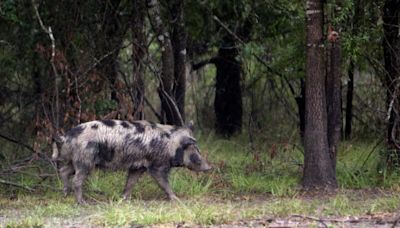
[{"left": 1, "top": 134, "right": 400, "bottom": 227}]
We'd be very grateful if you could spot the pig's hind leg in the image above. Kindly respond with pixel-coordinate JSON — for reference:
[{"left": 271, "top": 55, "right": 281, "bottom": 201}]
[
  {"left": 59, "top": 163, "right": 75, "bottom": 197},
  {"left": 72, "top": 161, "right": 92, "bottom": 204},
  {"left": 122, "top": 167, "right": 146, "bottom": 200}
]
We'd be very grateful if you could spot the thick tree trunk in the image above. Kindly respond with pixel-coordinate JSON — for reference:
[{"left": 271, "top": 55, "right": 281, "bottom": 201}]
[
  {"left": 383, "top": 0, "right": 400, "bottom": 167},
  {"left": 131, "top": 0, "right": 146, "bottom": 120},
  {"left": 327, "top": 40, "right": 341, "bottom": 171},
  {"left": 204, "top": 41, "right": 243, "bottom": 137},
  {"left": 170, "top": 0, "right": 187, "bottom": 123},
  {"left": 326, "top": 3, "right": 342, "bottom": 170},
  {"left": 302, "top": 0, "right": 337, "bottom": 189},
  {"left": 147, "top": 0, "right": 183, "bottom": 126},
  {"left": 345, "top": 61, "right": 354, "bottom": 140},
  {"left": 192, "top": 47, "right": 243, "bottom": 137}
]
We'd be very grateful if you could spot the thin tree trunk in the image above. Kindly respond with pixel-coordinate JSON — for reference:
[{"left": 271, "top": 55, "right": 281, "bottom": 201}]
[
  {"left": 383, "top": 0, "right": 400, "bottom": 167},
  {"left": 97, "top": 0, "right": 124, "bottom": 104},
  {"left": 302, "top": 0, "right": 337, "bottom": 189},
  {"left": 132, "top": 0, "right": 146, "bottom": 120},
  {"left": 147, "top": 0, "right": 183, "bottom": 126},
  {"left": 170, "top": 0, "right": 187, "bottom": 123},
  {"left": 344, "top": 0, "right": 362, "bottom": 140},
  {"left": 345, "top": 60, "right": 354, "bottom": 140}
]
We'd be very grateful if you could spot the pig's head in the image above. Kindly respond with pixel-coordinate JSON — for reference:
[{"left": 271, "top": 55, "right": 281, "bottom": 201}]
[{"left": 172, "top": 136, "right": 212, "bottom": 172}]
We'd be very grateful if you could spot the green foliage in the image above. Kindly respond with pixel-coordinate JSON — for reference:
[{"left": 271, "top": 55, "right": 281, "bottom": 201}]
[
  {"left": 0, "top": 0, "right": 19, "bottom": 24},
  {"left": 93, "top": 100, "right": 118, "bottom": 116}
]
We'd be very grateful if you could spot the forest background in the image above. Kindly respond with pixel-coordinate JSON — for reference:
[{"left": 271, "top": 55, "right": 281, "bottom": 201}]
[{"left": 1, "top": 0, "right": 400, "bottom": 227}]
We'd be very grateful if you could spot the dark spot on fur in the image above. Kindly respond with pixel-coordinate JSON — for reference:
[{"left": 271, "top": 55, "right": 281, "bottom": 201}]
[
  {"left": 86, "top": 141, "right": 97, "bottom": 149},
  {"left": 181, "top": 137, "right": 196, "bottom": 149},
  {"left": 125, "top": 133, "right": 131, "bottom": 141},
  {"left": 171, "top": 147, "right": 184, "bottom": 167},
  {"left": 170, "top": 126, "right": 180, "bottom": 134},
  {"left": 87, "top": 141, "right": 115, "bottom": 166},
  {"left": 160, "top": 131, "right": 171, "bottom": 139},
  {"left": 149, "top": 121, "right": 157, "bottom": 129},
  {"left": 149, "top": 138, "right": 162, "bottom": 148},
  {"left": 65, "top": 125, "right": 85, "bottom": 138},
  {"left": 91, "top": 124, "right": 98, "bottom": 129},
  {"left": 149, "top": 138, "right": 167, "bottom": 153},
  {"left": 101, "top": 119, "right": 116, "bottom": 127},
  {"left": 121, "top": 121, "right": 131, "bottom": 129},
  {"left": 190, "top": 153, "right": 201, "bottom": 165},
  {"left": 132, "top": 122, "right": 145, "bottom": 133},
  {"left": 97, "top": 142, "right": 115, "bottom": 162}
]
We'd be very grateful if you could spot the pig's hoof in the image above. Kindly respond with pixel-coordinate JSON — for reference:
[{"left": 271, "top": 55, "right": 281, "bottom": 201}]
[
  {"left": 76, "top": 199, "right": 87, "bottom": 205},
  {"left": 168, "top": 195, "right": 179, "bottom": 201},
  {"left": 63, "top": 188, "right": 71, "bottom": 197}
]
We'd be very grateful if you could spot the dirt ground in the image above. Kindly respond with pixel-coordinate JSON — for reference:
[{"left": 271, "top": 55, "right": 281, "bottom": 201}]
[{"left": 2, "top": 211, "right": 399, "bottom": 227}]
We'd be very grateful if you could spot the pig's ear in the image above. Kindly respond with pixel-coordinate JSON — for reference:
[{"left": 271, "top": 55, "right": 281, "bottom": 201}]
[
  {"left": 181, "top": 136, "right": 196, "bottom": 148},
  {"left": 185, "top": 120, "right": 194, "bottom": 132}
]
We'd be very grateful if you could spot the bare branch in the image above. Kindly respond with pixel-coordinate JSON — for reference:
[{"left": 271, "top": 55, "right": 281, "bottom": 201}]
[
  {"left": 0, "top": 133, "right": 35, "bottom": 152},
  {"left": 0, "top": 179, "right": 34, "bottom": 192},
  {"left": 32, "top": 0, "right": 60, "bottom": 130}
]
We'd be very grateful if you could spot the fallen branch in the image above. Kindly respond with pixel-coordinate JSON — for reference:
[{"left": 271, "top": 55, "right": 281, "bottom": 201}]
[
  {"left": 291, "top": 214, "right": 328, "bottom": 228},
  {"left": 0, "top": 179, "right": 34, "bottom": 192},
  {"left": 392, "top": 215, "right": 400, "bottom": 228},
  {"left": 0, "top": 133, "right": 34, "bottom": 152}
]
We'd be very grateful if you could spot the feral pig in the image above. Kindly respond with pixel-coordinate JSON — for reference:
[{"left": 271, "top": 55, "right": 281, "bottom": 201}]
[{"left": 52, "top": 120, "right": 212, "bottom": 204}]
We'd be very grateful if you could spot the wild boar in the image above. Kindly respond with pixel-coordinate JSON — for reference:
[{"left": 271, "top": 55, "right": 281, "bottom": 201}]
[{"left": 52, "top": 120, "right": 212, "bottom": 204}]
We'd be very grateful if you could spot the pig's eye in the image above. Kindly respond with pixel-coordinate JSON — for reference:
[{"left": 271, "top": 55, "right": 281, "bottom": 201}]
[{"left": 190, "top": 153, "right": 201, "bottom": 165}]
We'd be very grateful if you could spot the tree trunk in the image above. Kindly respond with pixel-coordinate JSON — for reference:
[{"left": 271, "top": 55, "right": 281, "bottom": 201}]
[
  {"left": 296, "top": 79, "right": 306, "bottom": 142},
  {"left": 302, "top": 0, "right": 337, "bottom": 189},
  {"left": 96, "top": 0, "right": 124, "bottom": 104},
  {"left": 327, "top": 39, "right": 341, "bottom": 171},
  {"left": 131, "top": 0, "right": 146, "bottom": 120},
  {"left": 344, "top": 60, "right": 354, "bottom": 140},
  {"left": 326, "top": 2, "right": 342, "bottom": 171},
  {"left": 192, "top": 44, "right": 243, "bottom": 137},
  {"left": 170, "top": 0, "right": 187, "bottom": 123},
  {"left": 147, "top": 0, "right": 183, "bottom": 126},
  {"left": 383, "top": 0, "right": 400, "bottom": 167},
  {"left": 213, "top": 43, "right": 243, "bottom": 137}
]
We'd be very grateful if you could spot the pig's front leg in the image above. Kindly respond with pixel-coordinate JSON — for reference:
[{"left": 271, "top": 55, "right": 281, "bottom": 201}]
[
  {"left": 122, "top": 167, "right": 146, "bottom": 200},
  {"left": 149, "top": 166, "right": 178, "bottom": 201}
]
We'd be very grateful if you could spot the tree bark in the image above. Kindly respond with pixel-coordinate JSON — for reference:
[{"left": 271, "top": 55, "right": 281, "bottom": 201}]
[
  {"left": 147, "top": 0, "right": 183, "bottom": 126},
  {"left": 131, "top": 0, "right": 146, "bottom": 120},
  {"left": 213, "top": 47, "right": 243, "bottom": 137},
  {"left": 326, "top": 2, "right": 342, "bottom": 171},
  {"left": 302, "top": 0, "right": 337, "bottom": 189},
  {"left": 170, "top": 0, "right": 187, "bottom": 123},
  {"left": 296, "top": 79, "right": 306, "bottom": 142},
  {"left": 96, "top": 0, "right": 124, "bottom": 104},
  {"left": 192, "top": 44, "right": 243, "bottom": 137},
  {"left": 345, "top": 60, "right": 354, "bottom": 140},
  {"left": 383, "top": 0, "right": 400, "bottom": 167}
]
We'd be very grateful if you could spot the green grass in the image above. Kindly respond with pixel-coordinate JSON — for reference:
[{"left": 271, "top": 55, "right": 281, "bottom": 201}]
[
  {"left": 1, "top": 135, "right": 400, "bottom": 227},
  {"left": 2, "top": 193, "right": 400, "bottom": 227}
]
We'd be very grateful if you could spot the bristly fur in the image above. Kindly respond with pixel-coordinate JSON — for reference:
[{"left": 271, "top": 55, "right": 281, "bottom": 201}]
[
  {"left": 54, "top": 120, "right": 194, "bottom": 170},
  {"left": 53, "top": 119, "right": 210, "bottom": 203}
]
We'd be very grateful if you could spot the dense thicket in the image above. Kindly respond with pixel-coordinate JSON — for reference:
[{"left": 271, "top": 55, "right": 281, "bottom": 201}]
[{"left": 0, "top": 0, "right": 399, "bottom": 189}]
